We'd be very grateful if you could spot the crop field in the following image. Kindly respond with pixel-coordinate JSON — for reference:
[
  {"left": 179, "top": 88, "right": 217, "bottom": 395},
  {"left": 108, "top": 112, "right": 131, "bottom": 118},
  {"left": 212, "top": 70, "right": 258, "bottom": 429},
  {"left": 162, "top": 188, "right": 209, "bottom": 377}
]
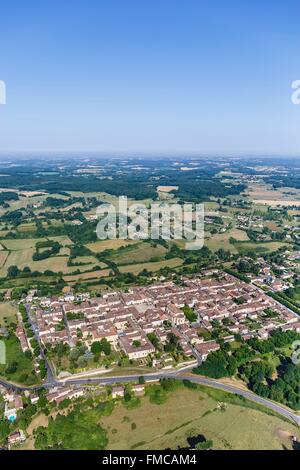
[
  {"left": 234, "top": 241, "right": 287, "bottom": 255},
  {"left": 59, "top": 247, "right": 71, "bottom": 256},
  {"left": 0, "top": 250, "right": 9, "bottom": 268},
  {"left": 86, "top": 239, "right": 139, "bottom": 253},
  {"left": 16, "top": 223, "right": 37, "bottom": 233},
  {"left": 206, "top": 228, "right": 250, "bottom": 252},
  {"left": 0, "top": 249, "right": 36, "bottom": 276},
  {"left": 206, "top": 232, "right": 238, "bottom": 253},
  {"left": 64, "top": 257, "right": 184, "bottom": 281},
  {"left": 229, "top": 228, "right": 250, "bottom": 241},
  {"left": 63, "top": 269, "right": 111, "bottom": 282},
  {"left": 204, "top": 201, "right": 220, "bottom": 210},
  {"left": 62, "top": 202, "right": 83, "bottom": 212},
  {"left": 0, "top": 249, "right": 100, "bottom": 277},
  {"left": 118, "top": 258, "right": 183, "bottom": 274},
  {"left": 0, "top": 302, "right": 17, "bottom": 326},
  {"left": 0, "top": 238, "right": 47, "bottom": 250},
  {"left": 0, "top": 234, "right": 80, "bottom": 276},
  {"left": 0, "top": 334, "right": 38, "bottom": 385},
  {"left": 72, "top": 256, "right": 100, "bottom": 265},
  {"left": 100, "top": 387, "right": 300, "bottom": 450},
  {"left": 247, "top": 183, "right": 300, "bottom": 207},
  {"left": 48, "top": 235, "right": 73, "bottom": 246},
  {"left": 110, "top": 242, "right": 167, "bottom": 265}
]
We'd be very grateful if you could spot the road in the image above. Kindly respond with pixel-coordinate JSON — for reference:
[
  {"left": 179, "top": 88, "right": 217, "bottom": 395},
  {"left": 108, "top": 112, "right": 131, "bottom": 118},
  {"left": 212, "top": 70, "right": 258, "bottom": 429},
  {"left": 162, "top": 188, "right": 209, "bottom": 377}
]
[
  {"left": 25, "top": 304, "right": 55, "bottom": 383},
  {"left": 63, "top": 372, "right": 300, "bottom": 426},
  {"left": 1, "top": 370, "right": 299, "bottom": 427}
]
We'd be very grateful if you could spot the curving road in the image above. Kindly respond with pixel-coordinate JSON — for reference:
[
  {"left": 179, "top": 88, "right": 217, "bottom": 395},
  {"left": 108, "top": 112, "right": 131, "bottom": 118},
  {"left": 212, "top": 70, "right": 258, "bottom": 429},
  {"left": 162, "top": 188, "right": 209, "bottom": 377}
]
[
  {"left": 63, "top": 372, "right": 300, "bottom": 426},
  {"left": 1, "top": 369, "right": 300, "bottom": 426}
]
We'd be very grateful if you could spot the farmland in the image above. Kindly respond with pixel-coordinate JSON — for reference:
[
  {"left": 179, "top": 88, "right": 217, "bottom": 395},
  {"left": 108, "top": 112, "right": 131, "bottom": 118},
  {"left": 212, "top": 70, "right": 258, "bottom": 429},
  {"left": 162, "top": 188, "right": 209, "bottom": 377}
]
[
  {"left": 110, "top": 242, "right": 168, "bottom": 265},
  {"left": 0, "top": 334, "right": 38, "bottom": 385},
  {"left": 0, "top": 302, "right": 17, "bottom": 327},
  {"left": 100, "top": 386, "right": 300, "bottom": 450},
  {"left": 118, "top": 258, "right": 183, "bottom": 274},
  {"left": 247, "top": 183, "right": 300, "bottom": 207},
  {"left": 86, "top": 239, "right": 139, "bottom": 253},
  {"left": 0, "top": 156, "right": 298, "bottom": 295}
]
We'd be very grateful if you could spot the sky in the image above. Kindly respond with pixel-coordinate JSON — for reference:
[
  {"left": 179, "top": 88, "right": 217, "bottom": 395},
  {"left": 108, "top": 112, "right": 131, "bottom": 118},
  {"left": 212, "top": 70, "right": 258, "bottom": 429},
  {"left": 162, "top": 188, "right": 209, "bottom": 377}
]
[{"left": 0, "top": 0, "right": 300, "bottom": 155}]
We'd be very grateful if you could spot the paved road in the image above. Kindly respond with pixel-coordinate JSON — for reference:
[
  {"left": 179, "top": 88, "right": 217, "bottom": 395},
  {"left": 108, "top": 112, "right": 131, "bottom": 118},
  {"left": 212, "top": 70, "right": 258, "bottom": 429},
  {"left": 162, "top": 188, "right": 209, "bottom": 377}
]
[
  {"left": 25, "top": 304, "right": 55, "bottom": 383},
  {"left": 0, "top": 377, "right": 43, "bottom": 392},
  {"left": 1, "top": 371, "right": 299, "bottom": 426},
  {"left": 64, "top": 372, "right": 300, "bottom": 426}
]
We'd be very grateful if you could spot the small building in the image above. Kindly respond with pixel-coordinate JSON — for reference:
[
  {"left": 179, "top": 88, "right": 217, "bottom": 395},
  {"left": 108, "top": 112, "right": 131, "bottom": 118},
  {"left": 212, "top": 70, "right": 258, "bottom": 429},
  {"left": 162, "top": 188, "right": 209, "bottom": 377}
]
[
  {"left": 7, "top": 431, "right": 26, "bottom": 448},
  {"left": 131, "top": 384, "right": 145, "bottom": 395},
  {"left": 111, "top": 386, "right": 125, "bottom": 399},
  {"left": 4, "top": 289, "right": 12, "bottom": 301},
  {"left": 195, "top": 340, "right": 220, "bottom": 361}
]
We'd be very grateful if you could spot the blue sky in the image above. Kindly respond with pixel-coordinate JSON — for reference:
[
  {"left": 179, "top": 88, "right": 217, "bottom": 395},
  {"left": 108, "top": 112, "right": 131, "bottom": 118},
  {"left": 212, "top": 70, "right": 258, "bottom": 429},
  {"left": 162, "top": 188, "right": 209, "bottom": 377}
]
[{"left": 0, "top": 0, "right": 300, "bottom": 154}]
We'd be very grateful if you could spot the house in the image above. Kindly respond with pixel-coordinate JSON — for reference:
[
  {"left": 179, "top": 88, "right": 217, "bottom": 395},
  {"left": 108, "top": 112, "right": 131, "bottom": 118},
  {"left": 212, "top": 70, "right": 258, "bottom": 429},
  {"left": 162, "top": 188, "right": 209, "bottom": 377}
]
[
  {"left": 62, "top": 286, "right": 75, "bottom": 302},
  {"left": 7, "top": 431, "right": 26, "bottom": 448},
  {"left": 112, "top": 386, "right": 125, "bottom": 399},
  {"left": 195, "top": 340, "right": 220, "bottom": 361},
  {"left": 119, "top": 330, "right": 155, "bottom": 360},
  {"left": 131, "top": 384, "right": 145, "bottom": 395},
  {"left": 4, "top": 289, "right": 12, "bottom": 301},
  {"left": 46, "top": 387, "right": 84, "bottom": 404},
  {"left": 166, "top": 304, "right": 186, "bottom": 326},
  {"left": 4, "top": 395, "right": 24, "bottom": 421},
  {"left": 16, "top": 326, "right": 29, "bottom": 352}
]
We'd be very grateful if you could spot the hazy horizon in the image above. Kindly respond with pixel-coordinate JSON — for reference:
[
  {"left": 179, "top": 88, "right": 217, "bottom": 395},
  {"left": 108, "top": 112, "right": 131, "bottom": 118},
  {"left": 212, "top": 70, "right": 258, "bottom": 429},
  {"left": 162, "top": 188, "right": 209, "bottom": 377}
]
[{"left": 1, "top": 152, "right": 300, "bottom": 162}]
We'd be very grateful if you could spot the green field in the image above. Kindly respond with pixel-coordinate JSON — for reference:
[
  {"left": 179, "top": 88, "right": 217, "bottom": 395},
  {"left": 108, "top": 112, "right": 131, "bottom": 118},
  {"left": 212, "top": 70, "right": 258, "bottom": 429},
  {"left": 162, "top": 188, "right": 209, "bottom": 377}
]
[
  {"left": 0, "top": 302, "right": 17, "bottom": 327},
  {"left": 234, "top": 241, "right": 287, "bottom": 255},
  {"left": 86, "top": 239, "right": 139, "bottom": 253},
  {"left": 206, "top": 228, "right": 249, "bottom": 253},
  {"left": 118, "top": 258, "right": 183, "bottom": 274},
  {"left": 110, "top": 242, "right": 167, "bottom": 265},
  {"left": 0, "top": 334, "right": 38, "bottom": 385},
  {"left": 0, "top": 235, "right": 102, "bottom": 276},
  {"left": 1, "top": 238, "right": 47, "bottom": 250},
  {"left": 63, "top": 268, "right": 111, "bottom": 282},
  {"left": 100, "top": 386, "right": 300, "bottom": 450}
]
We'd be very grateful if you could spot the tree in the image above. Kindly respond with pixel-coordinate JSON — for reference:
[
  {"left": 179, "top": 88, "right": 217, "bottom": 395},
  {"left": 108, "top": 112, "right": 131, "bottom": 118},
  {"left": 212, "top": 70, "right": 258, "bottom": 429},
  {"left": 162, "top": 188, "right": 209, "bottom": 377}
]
[
  {"left": 147, "top": 333, "right": 159, "bottom": 349},
  {"left": 37, "top": 395, "right": 48, "bottom": 409},
  {"left": 7, "top": 265, "right": 19, "bottom": 278},
  {"left": 77, "top": 356, "right": 87, "bottom": 368},
  {"left": 91, "top": 341, "right": 102, "bottom": 355},
  {"left": 182, "top": 305, "right": 197, "bottom": 323},
  {"left": 164, "top": 332, "right": 180, "bottom": 353},
  {"left": 5, "top": 361, "right": 18, "bottom": 374},
  {"left": 39, "top": 360, "right": 47, "bottom": 379},
  {"left": 100, "top": 338, "right": 111, "bottom": 356},
  {"left": 0, "top": 418, "right": 10, "bottom": 445},
  {"left": 195, "top": 439, "right": 213, "bottom": 450}
]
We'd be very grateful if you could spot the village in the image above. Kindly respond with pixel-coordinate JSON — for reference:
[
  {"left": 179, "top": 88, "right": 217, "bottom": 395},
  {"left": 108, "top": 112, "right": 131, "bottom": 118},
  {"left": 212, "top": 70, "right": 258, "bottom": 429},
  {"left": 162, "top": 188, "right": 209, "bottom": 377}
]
[
  {"left": 2, "top": 268, "right": 300, "bottom": 448},
  {"left": 16, "top": 270, "right": 300, "bottom": 369}
]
